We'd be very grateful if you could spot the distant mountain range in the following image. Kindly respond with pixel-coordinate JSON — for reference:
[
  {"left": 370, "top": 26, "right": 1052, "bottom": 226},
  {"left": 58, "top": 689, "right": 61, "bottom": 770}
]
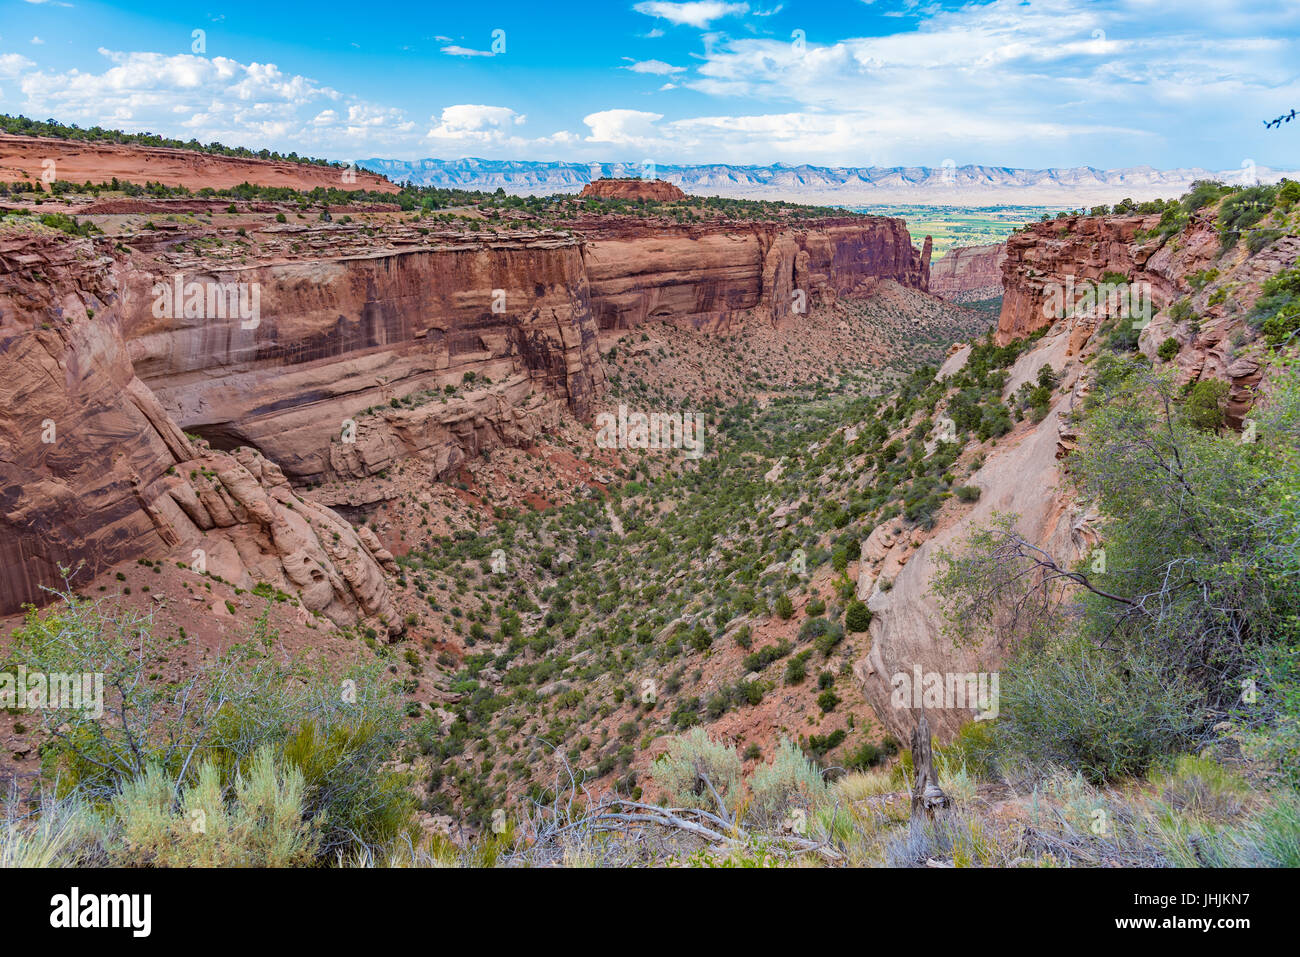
[{"left": 357, "top": 158, "right": 1298, "bottom": 207}]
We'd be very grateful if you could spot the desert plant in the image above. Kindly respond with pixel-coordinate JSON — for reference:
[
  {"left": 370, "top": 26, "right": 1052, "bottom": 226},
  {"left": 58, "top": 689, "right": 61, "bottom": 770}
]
[
  {"left": 748, "top": 738, "right": 826, "bottom": 828},
  {"left": 650, "top": 727, "right": 743, "bottom": 814}
]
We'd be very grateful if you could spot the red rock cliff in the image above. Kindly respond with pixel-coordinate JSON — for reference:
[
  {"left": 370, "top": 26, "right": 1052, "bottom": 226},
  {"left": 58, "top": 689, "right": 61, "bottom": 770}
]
[
  {"left": 118, "top": 233, "right": 606, "bottom": 486},
  {"left": 579, "top": 178, "right": 686, "bottom": 201},
  {"left": 0, "top": 133, "right": 398, "bottom": 193},
  {"left": 0, "top": 234, "right": 398, "bottom": 624},
  {"left": 928, "top": 242, "right": 1006, "bottom": 302},
  {"left": 579, "top": 216, "right": 931, "bottom": 331},
  {"left": 995, "top": 213, "right": 1194, "bottom": 344}
]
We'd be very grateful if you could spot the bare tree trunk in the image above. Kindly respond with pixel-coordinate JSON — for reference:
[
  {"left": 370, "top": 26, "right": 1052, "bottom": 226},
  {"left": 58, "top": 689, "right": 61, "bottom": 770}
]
[{"left": 910, "top": 712, "right": 951, "bottom": 820}]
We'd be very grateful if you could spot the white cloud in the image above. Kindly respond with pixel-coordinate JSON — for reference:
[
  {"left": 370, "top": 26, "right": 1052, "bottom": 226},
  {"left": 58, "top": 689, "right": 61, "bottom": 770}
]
[
  {"left": 4, "top": 0, "right": 1297, "bottom": 169},
  {"left": 31, "top": 36, "right": 45, "bottom": 45},
  {"left": 429, "top": 104, "right": 524, "bottom": 135},
  {"left": 633, "top": 2, "right": 750, "bottom": 29},
  {"left": 583, "top": 108, "right": 664, "bottom": 146},
  {"left": 0, "top": 53, "right": 36, "bottom": 77},
  {"left": 623, "top": 59, "right": 686, "bottom": 75},
  {"left": 426, "top": 104, "right": 529, "bottom": 151},
  {"left": 666, "top": 0, "right": 1300, "bottom": 166},
  {"left": 12, "top": 48, "right": 421, "bottom": 156},
  {"left": 440, "top": 45, "right": 495, "bottom": 57},
  {"left": 539, "top": 129, "right": 580, "bottom": 146}
]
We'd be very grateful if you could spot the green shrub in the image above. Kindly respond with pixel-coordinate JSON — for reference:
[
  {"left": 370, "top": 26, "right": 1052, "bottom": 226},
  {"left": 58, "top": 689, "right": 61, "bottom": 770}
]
[
  {"left": 1218, "top": 184, "right": 1279, "bottom": 251},
  {"left": 842, "top": 737, "right": 898, "bottom": 771},
  {"left": 845, "top": 601, "right": 872, "bottom": 633},
  {"left": 110, "top": 747, "right": 318, "bottom": 867},
  {"left": 995, "top": 637, "right": 1208, "bottom": 783},
  {"left": 650, "top": 728, "right": 743, "bottom": 813},
  {"left": 773, "top": 594, "right": 795, "bottom": 619},
  {"left": 1277, "top": 180, "right": 1300, "bottom": 211},
  {"left": 1152, "top": 755, "right": 1249, "bottom": 823},
  {"left": 747, "top": 738, "right": 826, "bottom": 828},
  {"left": 1183, "top": 379, "right": 1229, "bottom": 432}
]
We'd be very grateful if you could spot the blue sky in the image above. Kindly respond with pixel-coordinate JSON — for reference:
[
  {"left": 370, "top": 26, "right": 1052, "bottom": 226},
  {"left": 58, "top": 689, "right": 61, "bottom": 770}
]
[{"left": 2, "top": 0, "right": 1298, "bottom": 170}]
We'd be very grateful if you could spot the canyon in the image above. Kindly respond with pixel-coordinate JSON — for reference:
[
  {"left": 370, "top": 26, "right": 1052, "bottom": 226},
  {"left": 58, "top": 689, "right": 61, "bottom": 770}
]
[
  {"left": 0, "top": 154, "right": 933, "bottom": 617},
  {"left": 851, "top": 201, "right": 1293, "bottom": 739},
  {"left": 4, "top": 132, "right": 1294, "bottom": 828}
]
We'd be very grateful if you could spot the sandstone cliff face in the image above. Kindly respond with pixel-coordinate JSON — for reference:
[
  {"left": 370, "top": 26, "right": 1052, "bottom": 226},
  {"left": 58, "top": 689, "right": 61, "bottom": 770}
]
[
  {"left": 0, "top": 232, "right": 397, "bottom": 626},
  {"left": 997, "top": 211, "right": 1296, "bottom": 424},
  {"left": 854, "top": 322, "right": 1094, "bottom": 740},
  {"left": 928, "top": 243, "right": 1006, "bottom": 302},
  {"left": 995, "top": 213, "right": 1214, "bottom": 344},
  {"left": 120, "top": 235, "right": 606, "bottom": 487},
  {"left": 579, "top": 178, "right": 686, "bottom": 201},
  {"left": 0, "top": 232, "right": 191, "bottom": 613},
  {"left": 855, "top": 208, "right": 1296, "bottom": 739},
  {"left": 580, "top": 217, "right": 930, "bottom": 330}
]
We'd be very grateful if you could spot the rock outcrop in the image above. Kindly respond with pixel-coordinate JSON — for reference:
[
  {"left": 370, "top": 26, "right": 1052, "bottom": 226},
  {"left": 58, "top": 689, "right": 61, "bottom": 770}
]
[
  {"left": 928, "top": 243, "right": 1006, "bottom": 302},
  {"left": 579, "top": 178, "right": 686, "bottom": 202},
  {"left": 120, "top": 233, "right": 606, "bottom": 487},
  {"left": 0, "top": 231, "right": 391, "bottom": 623},
  {"left": 580, "top": 217, "right": 931, "bottom": 330},
  {"left": 995, "top": 213, "right": 1207, "bottom": 344},
  {"left": 164, "top": 446, "right": 400, "bottom": 633}
]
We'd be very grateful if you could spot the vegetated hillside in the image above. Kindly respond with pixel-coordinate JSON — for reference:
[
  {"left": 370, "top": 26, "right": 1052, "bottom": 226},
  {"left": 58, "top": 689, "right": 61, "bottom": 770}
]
[{"left": 2, "top": 170, "right": 1297, "bottom": 869}]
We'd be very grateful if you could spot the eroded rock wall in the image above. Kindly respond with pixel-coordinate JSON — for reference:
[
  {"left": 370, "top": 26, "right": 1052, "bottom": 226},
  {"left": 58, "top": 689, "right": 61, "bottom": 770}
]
[
  {"left": 0, "top": 233, "right": 396, "bottom": 624},
  {"left": 928, "top": 242, "right": 1006, "bottom": 302},
  {"left": 120, "top": 237, "right": 606, "bottom": 486},
  {"left": 580, "top": 217, "right": 930, "bottom": 331},
  {"left": 995, "top": 213, "right": 1202, "bottom": 344}
]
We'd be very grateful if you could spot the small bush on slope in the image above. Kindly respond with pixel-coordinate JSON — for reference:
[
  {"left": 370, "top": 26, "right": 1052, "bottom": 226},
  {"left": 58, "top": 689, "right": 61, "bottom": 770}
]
[
  {"left": 650, "top": 727, "right": 744, "bottom": 814},
  {"left": 748, "top": 738, "right": 827, "bottom": 828},
  {"left": 110, "top": 748, "right": 318, "bottom": 867},
  {"left": 5, "top": 590, "right": 415, "bottom": 859}
]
